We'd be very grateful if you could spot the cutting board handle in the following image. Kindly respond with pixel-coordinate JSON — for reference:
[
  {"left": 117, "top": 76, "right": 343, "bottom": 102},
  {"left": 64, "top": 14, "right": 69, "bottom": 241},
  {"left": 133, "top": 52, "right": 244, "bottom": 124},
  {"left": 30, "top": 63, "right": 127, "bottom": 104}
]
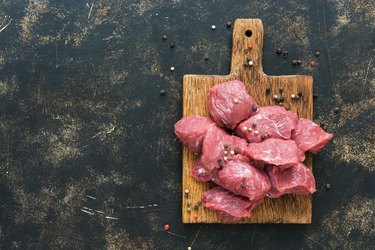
[{"left": 230, "top": 19, "right": 264, "bottom": 76}]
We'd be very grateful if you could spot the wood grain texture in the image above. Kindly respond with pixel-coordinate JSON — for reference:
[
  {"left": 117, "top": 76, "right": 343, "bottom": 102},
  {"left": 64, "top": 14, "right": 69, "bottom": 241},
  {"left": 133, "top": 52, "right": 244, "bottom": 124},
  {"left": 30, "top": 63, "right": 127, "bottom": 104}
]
[{"left": 182, "top": 19, "right": 313, "bottom": 224}]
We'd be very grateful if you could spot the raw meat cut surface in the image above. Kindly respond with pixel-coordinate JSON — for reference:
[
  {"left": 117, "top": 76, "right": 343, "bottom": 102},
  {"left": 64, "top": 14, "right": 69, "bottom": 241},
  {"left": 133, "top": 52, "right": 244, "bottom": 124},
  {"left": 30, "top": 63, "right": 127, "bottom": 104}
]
[
  {"left": 174, "top": 116, "right": 215, "bottom": 154},
  {"left": 190, "top": 159, "right": 212, "bottom": 182},
  {"left": 245, "top": 139, "right": 305, "bottom": 168},
  {"left": 201, "top": 125, "right": 248, "bottom": 173},
  {"left": 236, "top": 106, "right": 298, "bottom": 143},
  {"left": 203, "top": 187, "right": 264, "bottom": 223},
  {"left": 292, "top": 118, "right": 333, "bottom": 154},
  {"left": 208, "top": 80, "right": 258, "bottom": 129},
  {"left": 266, "top": 163, "right": 316, "bottom": 198},
  {"left": 218, "top": 157, "right": 271, "bottom": 200}
]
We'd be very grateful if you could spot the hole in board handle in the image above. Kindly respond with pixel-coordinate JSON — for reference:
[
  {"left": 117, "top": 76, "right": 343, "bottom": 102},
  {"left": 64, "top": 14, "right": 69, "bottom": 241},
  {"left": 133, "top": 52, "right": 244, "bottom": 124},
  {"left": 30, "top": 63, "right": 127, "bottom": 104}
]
[{"left": 245, "top": 30, "right": 252, "bottom": 37}]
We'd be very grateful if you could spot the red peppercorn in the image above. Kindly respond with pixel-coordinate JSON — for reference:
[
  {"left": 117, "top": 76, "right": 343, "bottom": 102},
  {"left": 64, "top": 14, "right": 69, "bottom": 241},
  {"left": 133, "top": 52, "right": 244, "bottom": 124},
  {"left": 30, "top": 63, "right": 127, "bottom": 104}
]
[
  {"left": 163, "top": 224, "right": 170, "bottom": 231},
  {"left": 194, "top": 214, "right": 198, "bottom": 220},
  {"left": 248, "top": 42, "right": 253, "bottom": 49},
  {"left": 310, "top": 60, "right": 317, "bottom": 67}
]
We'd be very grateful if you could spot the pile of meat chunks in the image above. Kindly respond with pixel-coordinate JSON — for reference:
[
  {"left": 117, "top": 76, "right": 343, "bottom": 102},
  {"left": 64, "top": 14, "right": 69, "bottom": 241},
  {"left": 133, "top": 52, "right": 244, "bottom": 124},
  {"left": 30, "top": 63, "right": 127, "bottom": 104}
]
[{"left": 174, "top": 80, "right": 333, "bottom": 222}]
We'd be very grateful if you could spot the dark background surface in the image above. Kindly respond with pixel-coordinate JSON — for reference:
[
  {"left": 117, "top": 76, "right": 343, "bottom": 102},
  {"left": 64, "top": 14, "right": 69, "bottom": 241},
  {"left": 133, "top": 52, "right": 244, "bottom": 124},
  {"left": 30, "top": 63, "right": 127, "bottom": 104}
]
[{"left": 0, "top": 0, "right": 374, "bottom": 249}]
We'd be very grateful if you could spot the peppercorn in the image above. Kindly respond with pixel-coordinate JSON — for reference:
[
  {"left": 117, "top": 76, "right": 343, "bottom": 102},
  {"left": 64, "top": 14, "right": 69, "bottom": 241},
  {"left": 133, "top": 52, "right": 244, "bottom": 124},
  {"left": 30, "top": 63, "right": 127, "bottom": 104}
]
[
  {"left": 292, "top": 59, "right": 298, "bottom": 65},
  {"left": 283, "top": 51, "right": 288, "bottom": 58},
  {"left": 204, "top": 56, "right": 209, "bottom": 61},
  {"left": 193, "top": 214, "right": 198, "bottom": 220},
  {"left": 252, "top": 123, "right": 257, "bottom": 127},
  {"left": 276, "top": 48, "right": 282, "bottom": 54},
  {"left": 252, "top": 105, "right": 258, "bottom": 112},
  {"left": 226, "top": 21, "right": 232, "bottom": 28},
  {"left": 279, "top": 96, "right": 285, "bottom": 102},
  {"left": 234, "top": 150, "right": 239, "bottom": 155},
  {"left": 240, "top": 182, "right": 246, "bottom": 188},
  {"left": 298, "top": 91, "right": 303, "bottom": 97},
  {"left": 297, "top": 59, "right": 302, "bottom": 65},
  {"left": 162, "top": 35, "right": 167, "bottom": 40},
  {"left": 187, "top": 207, "right": 191, "bottom": 213},
  {"left": 325, "top": 183, "right": 331, "bottom": 190},
  {"left": 279, "top": 86, "right": 284, "bottom": 92},
  {"left": 334, "top": 107, "right": 339, "bottom": 113},
  {"left": 164, "top": 224, "right": 170, "bottom": 231},
  {"left": 169, "top": 43, "right": 175, "bottom": 48},
  {"left": 265, "top": 86, "right": 271, "bottom": 94},
  {"left": 315, "top": 51, "right": 321, "bottom": 57},
  {"left": 224, "top": 144, "right": 228, "bottom": 149},
  {"left": 197, "top": 200, "right": 202, "bottom": 206},
  {"left": 211, "top": 25, "right": 216, "bottom": 30},
  {"left": 193, "top": 205, "right": 199, "bottom": 210},
  {"left": 261, "top": 134, "right": 267, "bottom": 140},
  {"left": 217, "top": 159, "right": 223, "bottom": 168},
  {"left": 310, "top": 60, "right": 317, "bottom": 67},
  {"left": 160, "top": 89, "right": 166, "bottom": 95}
]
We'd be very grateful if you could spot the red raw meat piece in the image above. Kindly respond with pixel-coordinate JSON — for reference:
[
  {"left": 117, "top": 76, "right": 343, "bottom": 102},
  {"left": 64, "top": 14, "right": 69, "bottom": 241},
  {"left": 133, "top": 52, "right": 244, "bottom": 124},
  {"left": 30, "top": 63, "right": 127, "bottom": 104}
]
[
  {"left": 245, "top": 138, "right": 305, "bottom": 169},
  {"left": 174, "top": 115, "right": 215, "bottom": 154},
  {"left": 236, "top": 106, "right": 298, "bottom": 142},
  {"left": 265, "top": 163, "right": 316, "bottom": 198},
  {"left": 190, "top": 158, "right": 212, "bottom": 182},
  {"left": 218, "top": 157, "right": 271, "bottom": 200},
  {"left": 292, "top": 118, "right": 333, "bottom": 154},
  {"left": 203, "top": 187, "right": 264, "bottom": 223},
  {"left": 201, "top": 125, "right": 248, "bottom": 173},
  {"left": 208, "top": 80, "right": 258, "bottom": 130}
]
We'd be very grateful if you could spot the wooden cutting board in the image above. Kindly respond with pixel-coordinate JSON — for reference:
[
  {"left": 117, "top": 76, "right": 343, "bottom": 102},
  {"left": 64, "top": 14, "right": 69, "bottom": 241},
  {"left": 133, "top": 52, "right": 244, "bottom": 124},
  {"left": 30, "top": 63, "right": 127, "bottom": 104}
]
[{"left": 182, "top": 19, "right": 313, "bottom": 223}]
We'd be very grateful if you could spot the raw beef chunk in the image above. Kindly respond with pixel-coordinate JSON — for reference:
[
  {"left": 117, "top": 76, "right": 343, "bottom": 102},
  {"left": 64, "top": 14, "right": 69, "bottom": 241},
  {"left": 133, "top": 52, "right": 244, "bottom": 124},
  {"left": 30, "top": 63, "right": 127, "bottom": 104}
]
[
  {"left": 203, "top": 187, "right": 263, "bottom": 223},
  {"left": 236, "top": 106, "right": 298, "bottom": 143},
  {"left": 245, "top": 138, "right": 305, "bottom": 169},
  {"left": 218, "top": 157, "right": 271, "bottom": 200},
  {"left": 174, "top": 115, "right": 215, "bottom": 154},
  {"left": 201, "top": 125, "right": 248, "bottom": 173},
  {"left": 266, "top": 163, "right": 316, "bottom": 198},
  {"left": 292, "top": 118, "right": 333, "bottom": 154},
  {"left": 208, "top": 80, "right": 258, "bottom": 129}
]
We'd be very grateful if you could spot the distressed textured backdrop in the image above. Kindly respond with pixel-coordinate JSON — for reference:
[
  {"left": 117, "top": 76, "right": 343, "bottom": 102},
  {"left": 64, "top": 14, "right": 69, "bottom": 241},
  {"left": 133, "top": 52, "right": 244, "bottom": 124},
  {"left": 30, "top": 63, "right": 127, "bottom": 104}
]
[{"left": 0, "top": 0, "right": 374, "bottom": 249}]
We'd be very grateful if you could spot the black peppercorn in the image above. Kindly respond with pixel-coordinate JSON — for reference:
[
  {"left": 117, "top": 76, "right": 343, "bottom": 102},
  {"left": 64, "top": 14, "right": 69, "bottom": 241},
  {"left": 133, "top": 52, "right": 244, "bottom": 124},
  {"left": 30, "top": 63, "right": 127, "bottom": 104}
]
[
  {"left": 325, "top": 183, "right": 331, "bottom": 190},
  {"left": 224, "top": 144, "right": 228, "bottom": 149},
  {"left": 252, "top": 123, "right": 257, "bottom": 127},
  {"left": 226, "top": 21, "right": 232, "bottom": 28},
  {"left": 197, "top": 200, "right": 202, "bottom": 206},
  {"left": 252, "top": 106, "right": 258, "bottom": 112},
  {"left": 279, "top": 96, "right": 285, "bottom": 102},
  {"left": 292, "top": 59, "right": 298, "bottom": 65},
  {"left": 298, "top": 91, "right": 302, "bottom": 97},
  {"left": 160, "top": 89, "right": 166, "bottom": 95},
  {"left": 334, "top": 107, "right": 339, "bottom": 113},
  {"left": 297, "top": 59, "right": 302, "bottom": 65},
  {"left": 169, "top": 43, "right": 175, "bottom": 48},
  {"left": 283, "top": 51, "right": 288, "bottom": 58},
  {"left": 261, "top": 134, "right": 267, "bottom": 140},
  {"left": 276, "top": 48, "right": 282, "bottom": 54},
  {"left": 279, "top": 86, "right": 284, "bottom": 92},
  {"left": 217, "top": 159, "right": 223, "bottom": 168},
  {"left": 266, "top": 86, "right": 271, "bottom": 94},
  {"left": 204, "top": 56, "right": 209, "bottom": 61},
  {"left": 194, "top": 205, "right": 199, "bottom": 210},
  {"left": 162, "top": 35, "right": 167, "bottom": 40},
  {"left": 234, "top": 150, "right": 239, "bottom": 155},
  {"left": 315, "top": 51, "right": 321, "bottom": 57}
]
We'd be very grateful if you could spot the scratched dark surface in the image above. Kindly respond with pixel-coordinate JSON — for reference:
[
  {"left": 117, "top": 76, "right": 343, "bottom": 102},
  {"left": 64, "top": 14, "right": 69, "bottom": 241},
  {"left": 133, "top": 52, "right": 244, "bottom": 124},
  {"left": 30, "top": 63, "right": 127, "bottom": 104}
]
[{"left": 0, "top": 0, "right": 374, "bottom": 249}]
